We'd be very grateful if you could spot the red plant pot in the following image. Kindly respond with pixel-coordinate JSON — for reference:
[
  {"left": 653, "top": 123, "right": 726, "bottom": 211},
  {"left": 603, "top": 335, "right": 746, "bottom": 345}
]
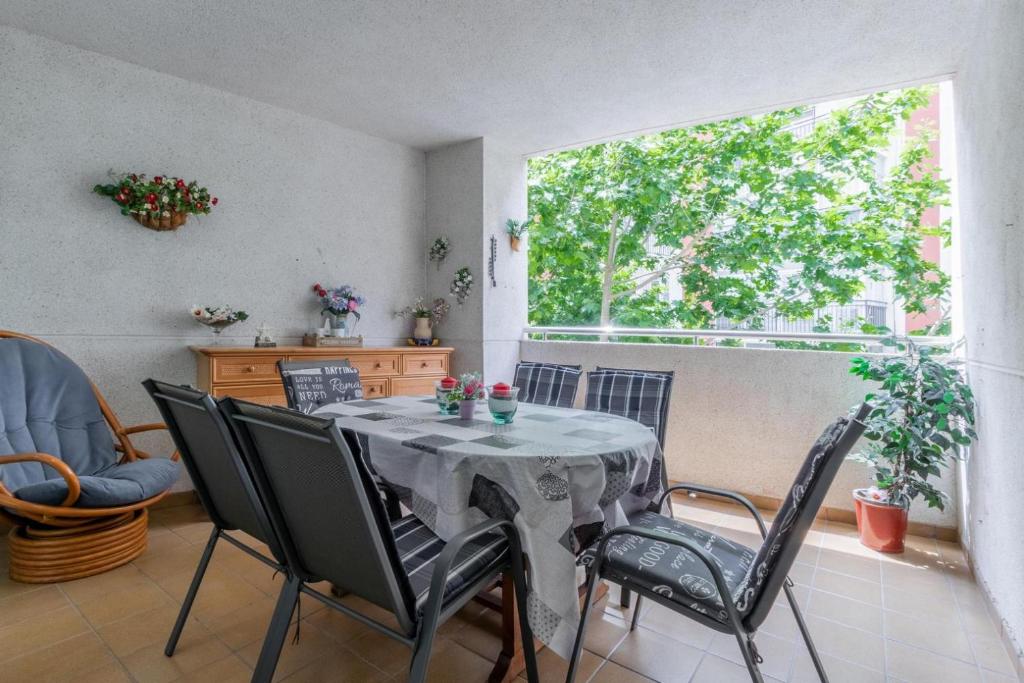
[{"left": 853, "top": 489, "right": 909, "bottom": 553}]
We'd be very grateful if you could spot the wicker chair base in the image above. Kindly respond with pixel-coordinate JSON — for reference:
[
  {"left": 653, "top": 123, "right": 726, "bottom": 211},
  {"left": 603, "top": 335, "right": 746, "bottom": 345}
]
[{"left": 8, "top": 509, "right": 149, "bottom": 583}]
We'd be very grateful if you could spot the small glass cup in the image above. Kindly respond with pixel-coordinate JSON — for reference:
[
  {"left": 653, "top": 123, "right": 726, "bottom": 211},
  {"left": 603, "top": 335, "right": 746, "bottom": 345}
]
[
  {"left": 487, "top": 385, "right": 520, "bottom": 424},
  {"left": 435, "top": 381, "right": 460, "bottom": 415}
]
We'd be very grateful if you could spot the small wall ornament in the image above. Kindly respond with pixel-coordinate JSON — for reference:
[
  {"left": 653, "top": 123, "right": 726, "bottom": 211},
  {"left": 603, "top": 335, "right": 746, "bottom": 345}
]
[
  {"left": 505, "top": 217, "right": 533, "bottom": 251},
  {"left": 450, "top": 267, "right": 474, "bottom": 305},
  {"left": 94, "top": 172, "right": 217, "bottom": 231},
  {"left": 429, "top": 236, "right": 450, "bottom": 269}
]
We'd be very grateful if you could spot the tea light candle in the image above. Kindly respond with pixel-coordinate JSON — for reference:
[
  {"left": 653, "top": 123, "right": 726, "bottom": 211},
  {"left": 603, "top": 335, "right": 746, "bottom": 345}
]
[
  {"left": 491, "top": 382, "right": 512, "bottom": 397},
  {"left": 440, "top": 376, "right": 457, "bottom": 390}
]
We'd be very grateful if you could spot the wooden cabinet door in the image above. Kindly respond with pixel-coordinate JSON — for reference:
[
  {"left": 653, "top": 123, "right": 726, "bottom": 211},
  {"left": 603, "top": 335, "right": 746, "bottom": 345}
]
[
  {"left": 212, "top": 384, "right": 288, "bottom": 407},
  {"left": 390, "top": 376, "right": 440, "bottom": 396}
]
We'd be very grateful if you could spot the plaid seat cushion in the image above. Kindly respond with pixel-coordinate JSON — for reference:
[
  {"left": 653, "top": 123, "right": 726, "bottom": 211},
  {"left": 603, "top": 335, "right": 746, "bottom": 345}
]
[
  {"left": 580, "top": 510, "right": 755, "bottom": 624},
  {"left": 390, "top": 515, "right": 509, "bottom": 612},
  {"left": 513, "top": 361, "right": 583, "bottom": 408}
]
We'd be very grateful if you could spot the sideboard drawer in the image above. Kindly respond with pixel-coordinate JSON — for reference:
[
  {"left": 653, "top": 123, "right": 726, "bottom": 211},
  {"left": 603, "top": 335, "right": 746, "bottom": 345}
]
[
  {"left": 211, "top": 383, "right": 288, "bottom": 407},
  {"left": 213, "top": 356, "right": 285, "bottom": 384},
  {"left": 403, "top": 353, "right": 448, "bottom": 376},
  {"left": 391, "top": 376, "right": 441, "bottom": 396},
  {"left": 349, "top": 354, "right": 400, "bottom": 377},
  {"left": 361, "top": 378, "right": 390, "bottom": 399}
]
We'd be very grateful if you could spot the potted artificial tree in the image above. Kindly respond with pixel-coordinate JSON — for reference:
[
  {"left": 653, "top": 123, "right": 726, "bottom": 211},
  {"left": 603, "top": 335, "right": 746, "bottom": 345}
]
[{"left": 848, "top": 340, "right": 976, "bottom": 552}]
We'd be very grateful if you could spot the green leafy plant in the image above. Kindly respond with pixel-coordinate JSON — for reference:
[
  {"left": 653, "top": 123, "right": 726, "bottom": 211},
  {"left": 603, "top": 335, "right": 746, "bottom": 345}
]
[
  {"left": 505, "top": 218, "right": 532, "bottom": 239},
  {"left": 849, "top": 340, "right": 976, "bottom": 510}
]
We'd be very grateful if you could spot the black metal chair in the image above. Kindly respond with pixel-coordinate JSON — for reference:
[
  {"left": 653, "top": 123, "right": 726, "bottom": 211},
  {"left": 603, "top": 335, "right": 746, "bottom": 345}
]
[
  {"left": 568, "top": 404, "right": 870, "bottom": 683},
  {"left": 513, "top": 361, "right": 583, "bottom": 408},
  {"left": 142, "top": 380, "right": 286, "bottom": 658},
  {"left": 220, "top": 399, "right": 540, "bottom": 683},
  {"left": 277, "top": 359, "right": 363, "bottom": 414}
]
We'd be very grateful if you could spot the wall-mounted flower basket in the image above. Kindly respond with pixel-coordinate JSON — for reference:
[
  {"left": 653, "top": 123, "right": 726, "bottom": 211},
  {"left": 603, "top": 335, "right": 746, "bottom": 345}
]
[
  {"left": 94, "top": 172, "right": 217, "bottom": 232},
  {"left": 505, "top": 218, "right": 532, "bottom": 252}
]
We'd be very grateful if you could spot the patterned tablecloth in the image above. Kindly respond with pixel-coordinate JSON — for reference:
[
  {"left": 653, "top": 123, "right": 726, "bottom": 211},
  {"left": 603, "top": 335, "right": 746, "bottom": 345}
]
[{"left": 314, "top": 394, "right": 663, "bottom": 658}]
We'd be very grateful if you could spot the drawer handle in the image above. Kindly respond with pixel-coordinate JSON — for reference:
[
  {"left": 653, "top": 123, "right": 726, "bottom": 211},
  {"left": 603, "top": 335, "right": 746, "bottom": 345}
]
[
  {"left": 375, "top": 362, "right": 382, "bottom": 368},
  {"left": 246, "top": 365, "right": 256, "bottom": 373},
  {"left": 420, "top": 362, "right": 428, "bottom": 368},
  {"left": 368, "top": 387, "right": 376, "bottom": 394}
]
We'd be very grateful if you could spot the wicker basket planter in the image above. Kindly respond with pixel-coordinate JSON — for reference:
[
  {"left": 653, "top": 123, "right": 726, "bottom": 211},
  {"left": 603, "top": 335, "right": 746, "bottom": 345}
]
[{"left": 132, "top": 211, "right": 189, "bottom": 231}]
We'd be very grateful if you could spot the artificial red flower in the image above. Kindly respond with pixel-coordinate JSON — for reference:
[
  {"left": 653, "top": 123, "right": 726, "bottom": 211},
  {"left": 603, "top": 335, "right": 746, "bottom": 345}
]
[
  {"left": 175, "top": 179, "right": 186, "bottom": 189},
  {"left": 130, "top": 174, "right": 138, "bottom": 182},
  {"left": 195, "top": 202, "right": 204, "bottom": 210},
  {"left": 211, "top": 197, "right": 218, "bottom": 206},
  {"left": 154, "top": 176, "right": 163, "bottom": 184},
  {"left": 145, "top": 193, "right": 157, "bottom": 203}
]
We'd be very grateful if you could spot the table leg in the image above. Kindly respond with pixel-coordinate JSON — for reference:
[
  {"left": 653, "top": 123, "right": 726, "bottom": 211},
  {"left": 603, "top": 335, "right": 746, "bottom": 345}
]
[{"left": 486, "top": 572, "right": 610, "bottom": 683}]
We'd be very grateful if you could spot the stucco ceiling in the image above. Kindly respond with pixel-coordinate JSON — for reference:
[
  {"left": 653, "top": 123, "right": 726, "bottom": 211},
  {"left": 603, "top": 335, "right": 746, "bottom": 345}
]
[{"left": 0, "top": 1, "right": 980, "bottom": 154}]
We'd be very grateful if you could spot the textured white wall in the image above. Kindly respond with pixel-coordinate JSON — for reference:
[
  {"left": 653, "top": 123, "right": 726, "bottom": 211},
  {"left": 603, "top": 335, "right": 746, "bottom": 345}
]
[
  {"left": 954, "top": 0, "right": 1024, "bottom": 660},
  {"left": 0, "top": 27, "right": 427, "bottom": 489},
  {"left": 521, "top": 340, "right": 957, "bottom": 528}
]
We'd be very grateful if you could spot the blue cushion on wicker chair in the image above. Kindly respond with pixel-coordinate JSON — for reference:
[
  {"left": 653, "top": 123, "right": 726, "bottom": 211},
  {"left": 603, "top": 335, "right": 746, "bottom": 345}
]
[{"left": 0, "top": 337, "right": 178, "bottom": 507}]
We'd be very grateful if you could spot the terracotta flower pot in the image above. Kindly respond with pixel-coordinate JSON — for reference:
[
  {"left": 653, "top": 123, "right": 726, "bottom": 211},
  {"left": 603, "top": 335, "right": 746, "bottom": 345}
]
[
  {"left": 132, "top": 211, "right": 189, "bottom": 231},
  {"left": 853, "top": 488, "right": 908, "bottom": 553},
  {"left": 510, "top": 236, "right": 521, "bottom": 251}
]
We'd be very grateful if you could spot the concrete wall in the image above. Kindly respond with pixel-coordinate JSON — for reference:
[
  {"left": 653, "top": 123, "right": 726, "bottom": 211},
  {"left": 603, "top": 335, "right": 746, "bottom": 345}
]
[
  {"left": 0, "top": 27, "right": 426, "bottom": 489},
  {"left": 954, "top": 0, "right": 1024, "bottom": 659},
  {"left": 521, "top": 340, "right": 957, "bottom": 528}
]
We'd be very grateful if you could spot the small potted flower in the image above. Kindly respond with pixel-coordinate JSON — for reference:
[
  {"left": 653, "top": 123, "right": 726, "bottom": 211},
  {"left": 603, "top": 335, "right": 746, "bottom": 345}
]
[
  {"left": 190, "top": 305, "right": 248, "bottom": 339},
  {"left": 454, "top": 372, "right": 486, "bottom": 420},
  {"left": 849, "top": 340, "right": 976, "bottom": 552},
  {"left": 313, "top": 283, "right": 364, "bottom": 336},
  {"left": 94, "top": 173, "right": 217, "bottom": 231},
  {"left": 395, "top": 297, "right": 451, "bottom": 344},
  {"left": 505, "top": 218, "right": 531, "bottom": 251}
]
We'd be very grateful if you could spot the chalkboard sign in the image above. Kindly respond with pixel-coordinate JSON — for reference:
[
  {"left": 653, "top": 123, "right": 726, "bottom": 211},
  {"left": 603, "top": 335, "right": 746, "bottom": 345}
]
[{"left": 278, "top": 362, "right": 363, "bottom": 413}]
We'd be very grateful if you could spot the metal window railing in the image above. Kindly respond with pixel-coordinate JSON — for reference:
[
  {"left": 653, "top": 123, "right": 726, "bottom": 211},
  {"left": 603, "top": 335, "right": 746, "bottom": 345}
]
[{"left": 523, "top": 325, "right": 952, "bottom": 349}]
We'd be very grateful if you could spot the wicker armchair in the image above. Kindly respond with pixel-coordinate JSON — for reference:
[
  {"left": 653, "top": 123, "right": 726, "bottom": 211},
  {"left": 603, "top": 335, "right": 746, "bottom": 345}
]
[{"left": 0, "top": 331, "right": 180, "bottom": 582}]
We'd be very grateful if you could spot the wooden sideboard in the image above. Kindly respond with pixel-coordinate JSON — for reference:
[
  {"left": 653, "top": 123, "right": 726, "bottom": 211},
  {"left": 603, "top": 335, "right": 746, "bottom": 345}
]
[{"left": 191, "top": 345, "right": 453, "bottom": 406}]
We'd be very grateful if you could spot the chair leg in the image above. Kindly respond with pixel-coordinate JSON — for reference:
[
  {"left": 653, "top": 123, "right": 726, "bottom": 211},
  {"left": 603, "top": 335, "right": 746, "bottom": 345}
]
[
  {"left": 784, "top": 583, "right": 829, "bottom": 682},
  {"left": 566, "top": 568, "right": 602, "bottom": 683},
  {"left": 251, "top": 573, "right": 302, "bottom": 683},
  {"left": 619, "top": 587, "right": 632, "bottom": 609},
  {"left": 408, "top": 621, "right": 437, "bottom": 683},
  {"left": 629, "top": 595, "right": 644, "bottom": 631},
  {"left": 732, "top": 631, "right": 765, "bottom": 683},
  {"left": 165, "top": 527, "right": 220, "bottom": 656},
  {"left": 510, "top": 548, "right": 540, "bottom": 683}
]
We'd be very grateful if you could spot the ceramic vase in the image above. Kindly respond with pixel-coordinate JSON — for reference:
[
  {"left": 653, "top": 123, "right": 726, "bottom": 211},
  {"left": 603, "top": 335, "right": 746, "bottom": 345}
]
[
  {"left": 413, "top": 316, "right": 432, "bottom": 343},
  {"left": 458, "top": 398, "right": 477, "bottom": 420}
]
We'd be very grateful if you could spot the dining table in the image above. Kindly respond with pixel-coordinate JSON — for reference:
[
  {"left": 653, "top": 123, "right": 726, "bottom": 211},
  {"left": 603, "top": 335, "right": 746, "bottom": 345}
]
[{"left": 313, "top": 394, "right": 664, "bottom": 680}]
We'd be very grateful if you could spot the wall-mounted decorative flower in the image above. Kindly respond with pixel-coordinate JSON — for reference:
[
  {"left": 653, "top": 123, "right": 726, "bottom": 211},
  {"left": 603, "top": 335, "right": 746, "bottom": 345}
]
[
  {"left": 94, "top": 172, "right": 217, "bottom": 231},
  {"left": 450, "top": 267, "right": 474, "bottom": 305},
  {"left": 429, "top": 236, "right": 450, "bottom": 269}
]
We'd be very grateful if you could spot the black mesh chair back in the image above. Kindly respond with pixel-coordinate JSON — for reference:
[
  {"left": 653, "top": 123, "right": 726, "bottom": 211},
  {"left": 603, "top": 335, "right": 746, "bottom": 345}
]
[
  {"left": 220, "top": 398, "right": 417, "bottom": 634},
  {"left": 142, "top": 380, "right": 278, "bottom": 554},
  {"left": 585, "top": 368, "right": 674, "bottom": 449},
  {"left": 738, "top": 403, "right": 869, "bottom": 629},
  {"left": 513, "top": 361, "right": 583, "bottom": 408},
  {"left": 277, "top": 359, "right": 362, "bottom": 413}
]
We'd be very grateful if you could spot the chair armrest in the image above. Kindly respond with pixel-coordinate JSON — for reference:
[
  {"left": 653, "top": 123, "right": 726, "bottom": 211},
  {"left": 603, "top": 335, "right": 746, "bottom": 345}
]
[
  {"left": 115, "top": 423, "right": 180, "bottom": 462},
  {"left": 660, "top": 483, "right": 768, "bottom": 539},
  {"left": 423, "top": 519, "right": 521, "bottom": 615},
  {"left": 0, "top": 453, "right": 81, "bottom": 506},
  {"left": 591, "top": 525, "right": 746, "bottom": 627}
]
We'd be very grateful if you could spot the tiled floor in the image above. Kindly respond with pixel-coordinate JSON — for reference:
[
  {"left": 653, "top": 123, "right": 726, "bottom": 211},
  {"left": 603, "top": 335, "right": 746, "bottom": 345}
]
[{"left": 0, "top": 497, "right": 1020, "bottom": 683}]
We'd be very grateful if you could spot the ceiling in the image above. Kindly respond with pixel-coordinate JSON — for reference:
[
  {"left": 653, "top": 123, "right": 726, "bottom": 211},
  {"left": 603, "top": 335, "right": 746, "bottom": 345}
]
[{"left": 0, "top": 1, "right": 980, "bottom": 154}]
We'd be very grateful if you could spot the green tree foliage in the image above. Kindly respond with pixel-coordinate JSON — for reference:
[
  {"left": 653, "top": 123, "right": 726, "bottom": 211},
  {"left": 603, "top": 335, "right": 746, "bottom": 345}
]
[{"left": 527, "top": 88, "right": 950, "bottom": 330}]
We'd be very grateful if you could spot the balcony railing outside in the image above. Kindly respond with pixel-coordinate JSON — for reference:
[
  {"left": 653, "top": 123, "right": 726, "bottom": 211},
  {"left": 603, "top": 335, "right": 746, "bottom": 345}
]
[{"left": 715, "top": 300, "right": 889, "bottom": 335}]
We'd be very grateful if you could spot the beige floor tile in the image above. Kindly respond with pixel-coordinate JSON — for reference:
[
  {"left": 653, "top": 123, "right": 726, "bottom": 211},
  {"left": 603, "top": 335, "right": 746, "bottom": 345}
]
[
  {"left": 158, "top": 568, "right": 268, "bottom": 621},
  {"left": 120, "top": 626, "right": 233, "bottom": 683},
  {"left": 97, "top": 603, "right": 196, "bottom": 658},
  {"left": 0, "top": 584, "right": 70, "bottom": 628},
  {"left": 981, "top": 670, "right": 1020, "bottom": 682},
  {"left": 632, "top": 600, "right": 715, "bottom": 649},
  {"left": 757, "top": 603, "right": 801, "bottom": 643},
  {"left": 519, "top": 645, "right": 603, "bottom": 683},
  {"left": 884, "top": 608, "right": 974, "bottom": 663},
  {"left": 609, "top": 625, "right": 703, "bottom": 681},
  {"left": 690, "top": 653, "right": 784, "bottom": 683},
  {"left": 881, "top": 581, "right": 959, "bottom": 622},
  {"left": 236, "top": 620, "right": 338, "bottom": 681},
  {"left": 174, "top": 654, "right": 254, "bottom": 683},
  {"left": 135, "top": 543, "right": 209, "bottom": 580},
  {"left": 790, "top": 650, "right": 885, "bottom": 683},
  {"left": 581, "top": 611, "right": 629, "bottom": 659},
  {"left": 422, "top": 638, "right": 497, "bottom": 682},
  {"left": 812, "top": 568, "right": 882, "bottom": 607},
  {"left": 59, "top": 562, "right": 153, "bottom": 604},
  {"left": 970, "top": 634, "right": 1018, "bottom": 677},
  {"left": 280, "top": 647, "right": 389, "bottom": 682},
  {"left": 885, "top": 640, "right": 984, "bottom": 683},
  {"left": 817, "top": 547, "right": 882, "bottom": 583},
  {"left": 960, "top": 601, "right": 1002, "bottom": 639},
  {"left": 76, "top": 660, "right": 133, "bottom": 683},
  {"left": 787, "top": 561, "right": 816, "bottom": 587},
  {"left": 4, "top": 631, "right": 119, "bottom": 682},
  {"left": 0, "top": 573, "right": 48, "bottom": 601},
  {"left": 450, "top": 603, "right": 504, "bottom": 661},
  {"left": 803, "top": 615, "right": 885, "bottom": 668},
  {"left": 0, "top": 604, "right": 91, "bottom": 663},
  {"left": 76, "top": 579, "right": 174, "bottom": 628},
  {"left": 173, "top": 520, "right": 218, "bottom": 544},
  {"left": 588, "top": 660, "right": 657, "bottom": 683},
  {"left": 304, "top": 604, "right": 375, "bottom": 646},
  {"left": 196, "top": 596, "right": 277, "bottom": 651},
  {"left": 708, "top": 630, "right": 797, "bottom": 681},
  {"left": 345, "top": 626, "right": 417, "bottom": 676},
  {"left": 807, "top": 589, "right": 883, "bottom": 633}
]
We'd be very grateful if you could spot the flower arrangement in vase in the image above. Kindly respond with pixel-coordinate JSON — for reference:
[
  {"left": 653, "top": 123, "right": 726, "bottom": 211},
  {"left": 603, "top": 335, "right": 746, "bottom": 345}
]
[
  {"left": 94, "top": 172, "right": 217, "bottom": 231},
  {"left": 191, "top": 305, "right": 248, "bottom": 340},
  {"left": 313, "top": 283, "right": 364, "bottom": 337},
  {"left": 395, "top": 297, "right": 450, "bottom": 345},
  {"left": 453, "top": 372, "right": 486, "bottom": 420}
]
